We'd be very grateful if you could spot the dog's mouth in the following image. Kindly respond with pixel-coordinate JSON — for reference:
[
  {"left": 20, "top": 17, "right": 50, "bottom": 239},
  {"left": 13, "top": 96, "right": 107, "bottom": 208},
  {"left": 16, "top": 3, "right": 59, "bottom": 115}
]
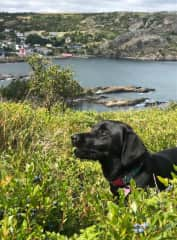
[
  {"left": 73, "top": 147, "right": 105, "bottom": 160},
  {"left": 74, "top": 147, "right": 96, "bottom": 155}
]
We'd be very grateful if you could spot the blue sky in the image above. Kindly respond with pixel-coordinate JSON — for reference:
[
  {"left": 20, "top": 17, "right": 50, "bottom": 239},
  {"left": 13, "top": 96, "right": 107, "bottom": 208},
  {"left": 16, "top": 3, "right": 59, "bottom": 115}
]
[{"left": 0, "top": 0, "right": 177, "bottom": 13}]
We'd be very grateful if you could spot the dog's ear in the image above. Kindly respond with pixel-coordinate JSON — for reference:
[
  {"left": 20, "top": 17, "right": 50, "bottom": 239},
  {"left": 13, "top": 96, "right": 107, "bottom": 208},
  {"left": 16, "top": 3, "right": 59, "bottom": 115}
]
[{"left": 121, "top": 126, "right": 147, "bottom": 166}]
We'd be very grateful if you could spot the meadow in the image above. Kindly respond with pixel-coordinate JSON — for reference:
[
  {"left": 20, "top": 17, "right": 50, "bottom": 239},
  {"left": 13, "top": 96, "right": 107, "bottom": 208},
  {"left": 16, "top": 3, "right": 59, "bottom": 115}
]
[{"left": 0, "top": 102, "right": 176, "bottom": 239}]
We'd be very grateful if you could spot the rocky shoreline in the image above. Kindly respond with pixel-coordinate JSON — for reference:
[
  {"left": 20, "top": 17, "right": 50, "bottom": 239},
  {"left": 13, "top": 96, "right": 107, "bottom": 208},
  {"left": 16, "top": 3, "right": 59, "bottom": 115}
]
[
  {"left": 74, "top": 95, "right": 165, "bottom": 108},
  {"left": 0, "top": 73, "right": 167, "bottom": 108},
  {"left": 0, "top": 57, "right": 26, "bottom": 63},
  {"left": 117, "top": 56, "right": 177, "bottom": 61},
  {"left": 96, "top": 98, "right": 165, "bottom": 107},
  {"left": 0, "top": 55, "right": 94, "bottom": 64},
  {"left": 0, "top": 74, "right": 30, "bottom": 81},
  {"left": 1, "top": 54, "right": 177, "bottom": 64},
  {"left": 75, "top": 85, "right": 165, "bottom": 108},
  {"left": 92, "top": 85, "right": 155, "bottom": 94}
]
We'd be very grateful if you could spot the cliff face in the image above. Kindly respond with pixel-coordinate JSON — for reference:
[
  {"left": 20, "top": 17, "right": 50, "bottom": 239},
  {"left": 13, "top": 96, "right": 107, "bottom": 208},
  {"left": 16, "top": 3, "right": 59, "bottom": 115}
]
[{"left": 99, "top": 12, "right": 177, "bottom": 60}]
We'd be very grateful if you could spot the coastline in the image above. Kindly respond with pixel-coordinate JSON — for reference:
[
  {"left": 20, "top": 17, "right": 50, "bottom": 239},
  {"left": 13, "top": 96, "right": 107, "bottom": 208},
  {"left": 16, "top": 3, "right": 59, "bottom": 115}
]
[
  {"left": 1, "top": 54, "right": 177, "bottom": 64},
  {"left": 0, "top": 54, "right": 95, "bottom": 64},
  {"left": 117, "top": 56, "right": 177, "bottom": 62},
  {"left": 0, "top": 56, "right": 26, "bottom": 63}
]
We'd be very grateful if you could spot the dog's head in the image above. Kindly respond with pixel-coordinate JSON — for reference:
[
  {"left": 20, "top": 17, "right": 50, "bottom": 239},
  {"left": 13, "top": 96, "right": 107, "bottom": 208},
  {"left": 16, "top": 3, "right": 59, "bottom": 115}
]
[{"left": 71, "top": 120, "right": 147, "bottom": 167}]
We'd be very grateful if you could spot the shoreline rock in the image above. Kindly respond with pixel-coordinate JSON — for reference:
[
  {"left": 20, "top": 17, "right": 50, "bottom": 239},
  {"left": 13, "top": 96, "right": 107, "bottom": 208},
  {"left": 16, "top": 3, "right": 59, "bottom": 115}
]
[
  {"left": 73, "top": 95, "right": 108, "bottom": 103},
  {"left": 92, "top": 85, "right": 155, "bottom": 94},
  {"left": 96, "top": 97, "right": 148, "bottom": 107},
  {"left": 0, "top": 57, "right": 26, "bottom": 63},
  {"left": 74, "top": 96, "right": 165, "bottom": 108},
  {"left": 0, "top": 74, "right": 30, "bottom": 82}
]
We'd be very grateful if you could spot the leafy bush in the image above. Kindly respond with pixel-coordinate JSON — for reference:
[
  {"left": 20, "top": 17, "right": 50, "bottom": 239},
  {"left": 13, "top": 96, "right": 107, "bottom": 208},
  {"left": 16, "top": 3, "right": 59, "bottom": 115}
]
[
  {"left": 27, "top": 54, "right": 84, "bottom": 112},
  {"left": 0, "top": 79, "right": 29, "bottom": 101},
  {"left": 0, "top": 102, "right": 176, "bottom": 239},
  {"left": 0, "top": 55, "right": 84, "bottom": 112}
]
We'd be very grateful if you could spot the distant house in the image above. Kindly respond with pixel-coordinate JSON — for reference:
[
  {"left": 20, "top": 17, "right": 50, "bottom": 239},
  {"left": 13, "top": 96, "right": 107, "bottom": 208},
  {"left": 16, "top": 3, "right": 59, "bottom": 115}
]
[
  {"left": 46, "top": 43, "right": 53, "bottom": 48},
  {"left": 34, "top": 47, "right": 52, "bottom": 56},
  {"left": 49, "top": 32, "right": 58, "bottom": 37},
  {"left": 7, "top": 41, "right": 13, "bottom": 46},
  {"left": 71, "top": 44, "right": 82, "bottom": 50},
  {"left": 18, "top": 47, "right": 26, "bottom": 57},
  {"left": 65, "top": 37, "right": 71, "bottom": 44},
  {"left": 24, "top": 31, "right": 45, "bottom": 37},
  {"left": 15, "top": 32, "right": 25, "bottom": 43},
  {"left": 4, "top": 28, "right": 10, "bottom": 33},
  {"left": 16, "top": 32, "right": 24, "bottom": 38},
  {"left": 15, "top": 44, "right": 20, "bottom": 51},
  {"left": 34, "top": 44, "right": 41, "bottom": 48},
  {"left": 1, "top": 42, "right": 7, "bottom": 48}
]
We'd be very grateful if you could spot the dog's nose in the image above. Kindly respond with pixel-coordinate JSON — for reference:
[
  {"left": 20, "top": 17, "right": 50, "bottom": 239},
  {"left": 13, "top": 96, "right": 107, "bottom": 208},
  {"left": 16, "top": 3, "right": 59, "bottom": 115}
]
[{"left": 71, "top": 134, "right": 80, "bottom": 145}]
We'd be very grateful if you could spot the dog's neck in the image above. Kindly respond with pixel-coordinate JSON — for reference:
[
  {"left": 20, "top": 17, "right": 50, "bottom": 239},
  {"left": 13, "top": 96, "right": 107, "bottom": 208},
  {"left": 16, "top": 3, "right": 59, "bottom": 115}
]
[
  {"left": 99, "top": 151, "right": 161, "bottom": 190},
  {"left": 111, "top": 161, "right": 144, "bottom": 187},
  {"left": 99, "top": 151, "right": 149, "bottom": 181},
  {"left": 99, "top": 155, "right": 121, "bottom": 181}
]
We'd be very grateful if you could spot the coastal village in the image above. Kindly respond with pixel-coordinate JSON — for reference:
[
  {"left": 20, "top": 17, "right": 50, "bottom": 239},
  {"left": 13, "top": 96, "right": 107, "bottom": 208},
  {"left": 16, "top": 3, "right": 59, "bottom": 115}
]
[{"left": 0, "top": 28, "right": 85, "bottom": 60}]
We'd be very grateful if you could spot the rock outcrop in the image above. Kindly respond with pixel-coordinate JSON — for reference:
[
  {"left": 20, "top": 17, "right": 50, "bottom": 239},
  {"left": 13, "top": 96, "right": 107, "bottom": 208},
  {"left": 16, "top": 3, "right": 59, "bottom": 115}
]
[
  {"left": 92, "top": 86, "right": 155, "bottom": 94},
  {"left": 98, "top": 12, "right": 177, "bottom": 60},
  {"left": 0, "top": 74, "right": 30, "bottom": 81},
  {"left": 97, "top": 98, "right": 147, "bottom": 107},
  {"left": 75, "top": 85, "right": 164, "bottom": 108}
]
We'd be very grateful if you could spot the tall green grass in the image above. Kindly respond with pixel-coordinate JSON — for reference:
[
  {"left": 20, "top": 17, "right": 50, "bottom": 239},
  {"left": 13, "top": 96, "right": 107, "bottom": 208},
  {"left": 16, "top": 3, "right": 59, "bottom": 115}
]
[{"left": 0, "top": 102, "right": 176, "bottom": 239}]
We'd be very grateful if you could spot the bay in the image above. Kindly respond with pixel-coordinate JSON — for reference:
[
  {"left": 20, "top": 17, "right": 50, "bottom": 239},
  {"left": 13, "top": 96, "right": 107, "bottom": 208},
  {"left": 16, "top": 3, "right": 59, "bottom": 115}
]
[{"left": 0, "top": 58, "right": 177, "bottom": 111}]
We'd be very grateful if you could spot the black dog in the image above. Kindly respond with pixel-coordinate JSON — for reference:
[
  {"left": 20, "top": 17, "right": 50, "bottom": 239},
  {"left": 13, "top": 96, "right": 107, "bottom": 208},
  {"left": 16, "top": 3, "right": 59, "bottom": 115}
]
[{"left": 71, "top": 120, "right": 177, "bottom": 196}]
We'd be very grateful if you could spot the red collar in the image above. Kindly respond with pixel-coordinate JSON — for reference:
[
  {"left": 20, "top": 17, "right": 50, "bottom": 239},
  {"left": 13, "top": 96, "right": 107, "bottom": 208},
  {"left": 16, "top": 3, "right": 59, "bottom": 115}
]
[
  {"left": 111, "top": 162, "right": 144, "bottom": 187},
  {"left": 112, "top": 177, "right": 125, "bottom": 187},
  {"left": 112, "top": 177, "right": 131, "bottom": 196}
]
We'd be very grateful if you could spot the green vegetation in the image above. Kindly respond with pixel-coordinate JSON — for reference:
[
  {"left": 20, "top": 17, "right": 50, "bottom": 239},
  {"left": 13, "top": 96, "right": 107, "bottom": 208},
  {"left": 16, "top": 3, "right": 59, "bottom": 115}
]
[
  {"left": 0, "top": 79, "right": 29, "bottom": 101},
  {"left": 25, "top": 34, "right": 49, "bottom": 46},
  {"left": 27, "top": 55, "right": 83, "bottom": 111},
  {"left": 0, "top": 102, "right": 176, "bottom": 239},
  {"left": 0, "top": 55, "right": 84, "bottom": 111}
]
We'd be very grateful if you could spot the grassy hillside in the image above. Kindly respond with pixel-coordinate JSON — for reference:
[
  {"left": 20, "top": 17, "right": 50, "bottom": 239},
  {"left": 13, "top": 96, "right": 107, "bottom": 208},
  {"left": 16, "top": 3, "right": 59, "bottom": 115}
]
[{"left": 0, "top": 102, "right": 177, "bottom": 239}]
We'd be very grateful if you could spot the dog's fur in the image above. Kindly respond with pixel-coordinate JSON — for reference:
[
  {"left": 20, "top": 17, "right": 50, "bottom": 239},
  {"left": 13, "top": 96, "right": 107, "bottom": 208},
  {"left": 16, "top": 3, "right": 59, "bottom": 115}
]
[{"left": 71, "top": 120, "right": 177, "bottom": 196}]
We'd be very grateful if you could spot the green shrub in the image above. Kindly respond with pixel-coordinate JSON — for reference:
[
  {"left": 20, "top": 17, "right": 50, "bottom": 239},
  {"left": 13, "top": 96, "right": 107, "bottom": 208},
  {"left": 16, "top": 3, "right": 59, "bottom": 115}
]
[
  {"left": 27, "top": 54, "right": 84, "bottom": 112},
  {"left": 0, "top": 102, "right": 176, "bottom": 239},
  {"left": 0, "top": 79, "right": 29, "bottom": 101}
]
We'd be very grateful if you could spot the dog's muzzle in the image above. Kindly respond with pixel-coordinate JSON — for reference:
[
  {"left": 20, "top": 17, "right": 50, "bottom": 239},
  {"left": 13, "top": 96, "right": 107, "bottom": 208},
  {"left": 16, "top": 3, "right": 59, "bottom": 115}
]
[
  {"left": 71, "top": 134, "right": 80, "bottom": 146},
  {"left": 71, "top": 134, "right": 85, "bottom": 147}
]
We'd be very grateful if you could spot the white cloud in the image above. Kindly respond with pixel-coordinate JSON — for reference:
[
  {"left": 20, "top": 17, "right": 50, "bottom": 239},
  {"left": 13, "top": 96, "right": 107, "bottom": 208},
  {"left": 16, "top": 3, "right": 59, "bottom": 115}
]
[{"left": 0, "top": 0, "right": 177, "bottom": 12}]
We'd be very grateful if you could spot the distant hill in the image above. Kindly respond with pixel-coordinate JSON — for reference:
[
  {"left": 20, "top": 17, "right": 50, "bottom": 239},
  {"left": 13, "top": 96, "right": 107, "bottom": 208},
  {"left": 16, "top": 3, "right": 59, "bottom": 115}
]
[{"left": 1, "top": 12, "right": 177, "bottom": 60}]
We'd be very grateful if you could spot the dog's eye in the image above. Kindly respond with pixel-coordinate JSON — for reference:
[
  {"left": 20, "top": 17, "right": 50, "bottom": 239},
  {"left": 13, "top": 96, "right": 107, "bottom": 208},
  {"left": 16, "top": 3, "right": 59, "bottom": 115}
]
[
  {"left": 97, "top": 129, "right": 107, "bottom": 136},
  {"left": 101, "top": 130, "right": 107, "bottom": 136},
  {"left": 92, "top": 124, "right": 109, "bottom": 137}
]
